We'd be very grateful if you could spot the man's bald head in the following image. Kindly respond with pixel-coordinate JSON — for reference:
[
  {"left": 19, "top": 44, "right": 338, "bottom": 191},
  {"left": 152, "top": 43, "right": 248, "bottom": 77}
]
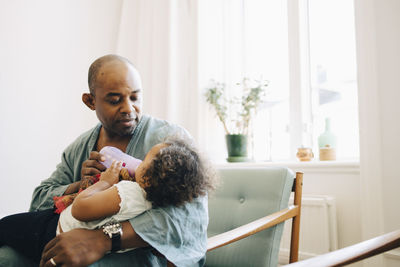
[
  {"left": 83, "top": 54, "right": 143, "bottom": 137},
  {"left": 88, "top": 54, "right": 139, "bottom": 95}
]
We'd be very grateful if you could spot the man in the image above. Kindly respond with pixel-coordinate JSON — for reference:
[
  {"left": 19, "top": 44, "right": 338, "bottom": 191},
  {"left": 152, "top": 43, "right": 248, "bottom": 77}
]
[{"left": 0, "top": 55, "right": 208, "bottom": 267}]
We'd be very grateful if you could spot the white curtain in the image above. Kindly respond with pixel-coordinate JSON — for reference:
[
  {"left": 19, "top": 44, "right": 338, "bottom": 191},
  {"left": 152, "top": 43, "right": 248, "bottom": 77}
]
[
  {"left": 197, "top": 0, "right": 246, "bottom": 161},
  {"left": 116, "top": 0, "right": 200, "bottom": 141},
  {"left": 116, "top": 0, "right": 253, "bottom": 161}
]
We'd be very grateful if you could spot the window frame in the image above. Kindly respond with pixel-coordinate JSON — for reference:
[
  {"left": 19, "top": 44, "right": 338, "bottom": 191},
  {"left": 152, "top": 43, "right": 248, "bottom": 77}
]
[{"left": 287, "top": 0, "right": 314, "bottom": 160}]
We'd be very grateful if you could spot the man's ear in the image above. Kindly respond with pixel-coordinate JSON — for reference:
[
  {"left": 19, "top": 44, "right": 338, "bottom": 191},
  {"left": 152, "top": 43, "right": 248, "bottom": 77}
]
[{"left": 82, "top": 93, "right": 96, "bottom": 110}]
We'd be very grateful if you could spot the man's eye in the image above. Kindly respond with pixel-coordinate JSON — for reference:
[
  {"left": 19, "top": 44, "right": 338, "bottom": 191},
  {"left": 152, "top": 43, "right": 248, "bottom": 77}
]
[
  {"left": 108, "top": 98, "right": 120, "bottom": 105},
  {"left": 130, "top": 96, "right": 139, "bottom": 102}
]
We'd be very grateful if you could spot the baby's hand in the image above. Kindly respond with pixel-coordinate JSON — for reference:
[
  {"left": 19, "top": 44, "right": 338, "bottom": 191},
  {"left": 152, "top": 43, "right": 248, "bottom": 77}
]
[{"left": 100, "top": 160, "right": 122, "bottom": 186}]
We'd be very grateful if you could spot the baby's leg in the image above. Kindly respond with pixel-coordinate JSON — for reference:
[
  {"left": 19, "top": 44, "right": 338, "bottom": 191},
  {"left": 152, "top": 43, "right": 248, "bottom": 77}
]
[{"left": 0, "top": 208, "right": 59, "bottom": 263}]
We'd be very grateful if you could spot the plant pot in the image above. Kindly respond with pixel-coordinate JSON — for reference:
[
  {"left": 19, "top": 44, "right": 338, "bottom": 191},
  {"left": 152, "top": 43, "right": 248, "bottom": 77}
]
[{"left": 225, "top": 134, "right": 249, "bottom": 162}]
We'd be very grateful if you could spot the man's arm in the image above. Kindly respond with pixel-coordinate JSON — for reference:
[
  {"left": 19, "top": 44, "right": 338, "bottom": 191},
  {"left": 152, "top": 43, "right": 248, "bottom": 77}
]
[
  {"left": 63, "top": 181, "right": 82, "bottom": 195},
  {"left": 30, "top": 149, "right": 106, "bottom": 212},
  {"left": 30, "top": 151, "right": 76, "bottom": 212},
  {"left": 39, "top": 222, "right": 148, "bottom": 267}
]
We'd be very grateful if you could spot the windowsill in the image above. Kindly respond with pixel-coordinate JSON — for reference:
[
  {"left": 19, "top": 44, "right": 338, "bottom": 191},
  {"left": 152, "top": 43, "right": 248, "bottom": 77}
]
[{"left": 215, "top": 160, "right": 360, "bottom": 174}]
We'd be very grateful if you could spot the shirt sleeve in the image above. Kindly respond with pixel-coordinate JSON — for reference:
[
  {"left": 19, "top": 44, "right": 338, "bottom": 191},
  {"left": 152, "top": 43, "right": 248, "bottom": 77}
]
[
  {"left": 112, "top": 181, "right": 152, "bottom": 221},
  {"left": 129, "top": 196, "right": 209, "bottom": 267},
  {"left": 29, "top": 126, "right": 99, "bottom": 212},
  {"left": 29, "top": 149, "right": 75, "bottom": 212}
]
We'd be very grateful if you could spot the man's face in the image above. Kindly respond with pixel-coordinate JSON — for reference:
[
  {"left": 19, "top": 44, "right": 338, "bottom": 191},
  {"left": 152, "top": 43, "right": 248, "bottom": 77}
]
[{"left": 92, "top": 61, "right": 143, "bottom": 137}]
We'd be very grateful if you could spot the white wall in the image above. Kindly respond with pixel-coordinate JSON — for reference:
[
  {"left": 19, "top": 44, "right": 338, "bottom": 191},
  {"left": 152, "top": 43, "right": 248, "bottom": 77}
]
[
  {"left": 373, "top": 0, "right": 400, "bottom": 236},
  {"left": 373, "top": 0, "right": 400, "bottom": 264},
  {"left": 354, "top": 0, "right": 400, "bottom": 266},
  {"left": 0, "top": 0, "right": 123, "bottom": 216}
]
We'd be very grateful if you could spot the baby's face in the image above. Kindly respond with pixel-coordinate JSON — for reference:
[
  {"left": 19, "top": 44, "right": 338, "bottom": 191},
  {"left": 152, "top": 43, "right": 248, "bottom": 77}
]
[{"left": 134, "top": 143, "right": 168, "bottom": 188}]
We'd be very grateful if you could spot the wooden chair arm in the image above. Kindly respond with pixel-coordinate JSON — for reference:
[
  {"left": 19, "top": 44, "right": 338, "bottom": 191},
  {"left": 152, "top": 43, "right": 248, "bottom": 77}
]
[
  {"left": 207, "top": 205, "right": 300, "bottom": 251},
  {"left": 283, "top": 229, "right": 400, "bottom": 267}
]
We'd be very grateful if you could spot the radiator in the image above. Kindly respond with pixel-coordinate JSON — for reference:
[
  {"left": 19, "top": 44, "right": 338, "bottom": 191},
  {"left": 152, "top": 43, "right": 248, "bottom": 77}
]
[{"left": 278, "top": 194, "right": 338, "bottom": 264}]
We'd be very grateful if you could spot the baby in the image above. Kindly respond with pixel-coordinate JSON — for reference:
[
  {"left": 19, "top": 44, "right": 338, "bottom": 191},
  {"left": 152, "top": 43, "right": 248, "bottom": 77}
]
[{"left": 0, "top": 138, "right": 216, "bottom": 263}]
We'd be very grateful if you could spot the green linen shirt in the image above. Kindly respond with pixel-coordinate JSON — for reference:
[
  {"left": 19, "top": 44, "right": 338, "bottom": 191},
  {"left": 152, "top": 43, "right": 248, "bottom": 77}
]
[{"left": 22, "top": 114, "right": 208, "bottom": 267}]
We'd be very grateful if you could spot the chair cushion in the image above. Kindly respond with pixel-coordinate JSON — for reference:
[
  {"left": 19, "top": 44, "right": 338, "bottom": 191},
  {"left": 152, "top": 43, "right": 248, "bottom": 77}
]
[{"left": 206, "top": 167, "right": 295, "bottom": 267}]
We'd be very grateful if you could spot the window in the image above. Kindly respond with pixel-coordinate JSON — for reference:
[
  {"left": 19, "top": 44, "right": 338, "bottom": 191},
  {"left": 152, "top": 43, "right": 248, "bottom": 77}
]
[
  {"left": 198, "top": 0, "right": 359, "bottom": 162},
  {"left": 306, "top": 0, "right": 359, "bottom": 159}
]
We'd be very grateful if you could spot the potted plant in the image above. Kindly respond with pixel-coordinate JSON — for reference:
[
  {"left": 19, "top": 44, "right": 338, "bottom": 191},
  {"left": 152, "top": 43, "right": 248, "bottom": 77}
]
[{"left": 205, "top": 78, "right": 268, "bottom": 162}]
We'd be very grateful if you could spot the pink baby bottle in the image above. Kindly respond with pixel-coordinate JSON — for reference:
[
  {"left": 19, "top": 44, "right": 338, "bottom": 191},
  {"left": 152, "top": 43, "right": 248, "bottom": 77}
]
[{"left": 99, "top": 146, "right": 142, "bottom": 178}]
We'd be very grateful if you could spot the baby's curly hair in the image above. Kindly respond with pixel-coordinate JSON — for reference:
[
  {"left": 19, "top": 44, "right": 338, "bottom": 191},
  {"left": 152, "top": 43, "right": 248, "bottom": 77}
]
[{"left": 142, "top": 137, "right": 217, "bottom": 207}]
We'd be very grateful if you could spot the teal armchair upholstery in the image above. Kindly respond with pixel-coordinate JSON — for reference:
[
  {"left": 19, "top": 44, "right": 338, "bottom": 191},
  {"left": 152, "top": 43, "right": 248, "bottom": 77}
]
[{"left": 206, "top": 167, "right": 299, "bottom": 267}]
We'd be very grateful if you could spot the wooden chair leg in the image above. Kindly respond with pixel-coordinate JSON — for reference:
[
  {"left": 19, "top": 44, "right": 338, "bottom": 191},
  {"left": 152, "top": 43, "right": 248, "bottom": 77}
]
[
  {"left": 290, "top": 172, "right": 303, "bottom": 263},
  {"left": 290, "top": 214, "right": 300, "bottom": 262}
]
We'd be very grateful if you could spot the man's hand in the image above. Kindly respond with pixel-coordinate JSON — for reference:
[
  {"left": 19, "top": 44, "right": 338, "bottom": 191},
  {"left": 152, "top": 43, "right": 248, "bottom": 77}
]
[
  {"left": 40, "top": 228, "right": 110, "bottom": 267},
  {"left": 81, "top": 151, "right": 107, "bottom": 180},
  {"left": 63, "top": 152, "right": 107, "bottom": 195}
]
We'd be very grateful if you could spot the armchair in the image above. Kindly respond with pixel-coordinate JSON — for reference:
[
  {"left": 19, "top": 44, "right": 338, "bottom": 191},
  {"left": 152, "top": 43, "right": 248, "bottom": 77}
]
[{"left": 205, "top": 166, "right": 303, "bottom": 267}]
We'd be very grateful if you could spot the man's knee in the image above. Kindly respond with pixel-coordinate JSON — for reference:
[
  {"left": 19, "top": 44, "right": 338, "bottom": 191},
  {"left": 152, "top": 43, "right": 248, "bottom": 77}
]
[{"left": 0, "top": 246, "right": 36, "bottom": 267}]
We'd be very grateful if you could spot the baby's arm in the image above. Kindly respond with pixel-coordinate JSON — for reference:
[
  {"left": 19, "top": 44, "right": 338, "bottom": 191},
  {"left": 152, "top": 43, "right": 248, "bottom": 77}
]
[{"left": 71, "top": 161, "right": 123, "bottom": 221}]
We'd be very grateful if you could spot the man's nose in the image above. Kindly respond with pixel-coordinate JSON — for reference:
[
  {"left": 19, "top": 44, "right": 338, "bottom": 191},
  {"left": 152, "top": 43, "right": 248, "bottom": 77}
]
[
  {"left": 120, "top": 98, "right": 135, "bottom": 114},
  {"left": 132, "top": 104, "right": 140, "bottom": 113}
]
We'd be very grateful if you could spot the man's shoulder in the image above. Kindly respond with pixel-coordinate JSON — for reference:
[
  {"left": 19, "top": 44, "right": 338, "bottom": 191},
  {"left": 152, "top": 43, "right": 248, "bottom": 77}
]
[
  {"left": 142, "top": 115, "right": 179, "bottom": 129},
  {"left": 141, "top": 115, "right": 191, "bottom": 139},
  {"left": 128, "top": 115, "right": 192, "bottom": 159}
]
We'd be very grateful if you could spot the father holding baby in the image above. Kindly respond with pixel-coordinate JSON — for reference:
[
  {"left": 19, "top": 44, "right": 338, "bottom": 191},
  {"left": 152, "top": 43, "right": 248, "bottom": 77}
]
[{"left": 0, "top": 54, "right": 208, "bottom": 266}]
